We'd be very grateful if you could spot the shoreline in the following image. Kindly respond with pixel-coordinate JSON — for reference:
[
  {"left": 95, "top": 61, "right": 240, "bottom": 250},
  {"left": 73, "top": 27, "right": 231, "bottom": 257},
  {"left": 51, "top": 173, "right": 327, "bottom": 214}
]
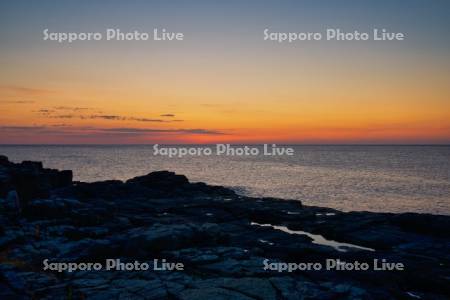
[
  {"left": 1, "top": 144, "right": 448, "bottom": 216},
  {"left": 0, "top": 155, "right": 449, "bottom": 299}
]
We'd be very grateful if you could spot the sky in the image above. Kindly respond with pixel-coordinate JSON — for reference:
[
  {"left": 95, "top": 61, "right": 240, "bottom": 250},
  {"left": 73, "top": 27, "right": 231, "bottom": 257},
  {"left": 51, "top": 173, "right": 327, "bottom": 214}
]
[{"left": 1, "top": 0, "right": 449, "bottom": 144}]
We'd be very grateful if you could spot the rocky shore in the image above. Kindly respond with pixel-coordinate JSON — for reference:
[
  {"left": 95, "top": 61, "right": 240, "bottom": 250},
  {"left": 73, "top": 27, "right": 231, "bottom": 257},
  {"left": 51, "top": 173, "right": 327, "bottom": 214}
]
[{"left": 0, "top": 155, "right": 449, "bottom": 299}]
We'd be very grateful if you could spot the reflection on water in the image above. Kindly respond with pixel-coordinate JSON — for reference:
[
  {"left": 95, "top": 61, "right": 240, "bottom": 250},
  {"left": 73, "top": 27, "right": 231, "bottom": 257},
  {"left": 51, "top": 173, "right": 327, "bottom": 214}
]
[
  {"left": 251, "top": 222, "right": 375, "bottom": 252},
  {"left": 0, "top": 145, "right": 449, "bottom": 214}
]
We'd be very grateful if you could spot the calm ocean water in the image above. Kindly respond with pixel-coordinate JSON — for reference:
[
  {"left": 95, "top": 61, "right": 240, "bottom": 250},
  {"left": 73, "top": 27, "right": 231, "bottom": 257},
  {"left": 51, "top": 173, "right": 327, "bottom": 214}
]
[{"left": 0, "top": 145, "right": 449, "bottom": 215}]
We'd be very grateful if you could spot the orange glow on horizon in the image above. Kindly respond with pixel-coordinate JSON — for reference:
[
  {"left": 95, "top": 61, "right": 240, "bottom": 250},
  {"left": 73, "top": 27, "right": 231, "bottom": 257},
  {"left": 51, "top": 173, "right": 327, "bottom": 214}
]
[{"left": 1, "top": 41, "right": 449, "bottom": 144}]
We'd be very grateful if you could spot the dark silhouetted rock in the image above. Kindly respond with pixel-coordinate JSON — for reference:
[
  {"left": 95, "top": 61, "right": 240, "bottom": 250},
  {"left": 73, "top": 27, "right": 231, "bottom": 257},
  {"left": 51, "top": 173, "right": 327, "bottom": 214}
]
[
  {"left": 126, "top": 171, "right": 189, "bottom": 189},
  {"left": 0, "top": 155, "right": 9, "bottom": 165},
  {"left": 0, "top": 158, "right": 73, "bottom": 203},
  {"left": 0, "top": 155, "right": 448, "bottom": 299}
]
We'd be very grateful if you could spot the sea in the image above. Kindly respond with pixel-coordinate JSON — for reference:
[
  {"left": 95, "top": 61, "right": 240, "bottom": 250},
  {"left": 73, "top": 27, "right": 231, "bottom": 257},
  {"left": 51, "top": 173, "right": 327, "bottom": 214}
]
[{"left": 0, "top": 145, "right": 449, "bottom": 215}]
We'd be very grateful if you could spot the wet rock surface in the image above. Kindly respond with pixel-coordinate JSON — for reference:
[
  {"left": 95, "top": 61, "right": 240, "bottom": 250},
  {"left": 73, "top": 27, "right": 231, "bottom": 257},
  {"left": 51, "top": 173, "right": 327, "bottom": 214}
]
[{"left": 0, "top": 156, "right": 449, "bottom": 299}]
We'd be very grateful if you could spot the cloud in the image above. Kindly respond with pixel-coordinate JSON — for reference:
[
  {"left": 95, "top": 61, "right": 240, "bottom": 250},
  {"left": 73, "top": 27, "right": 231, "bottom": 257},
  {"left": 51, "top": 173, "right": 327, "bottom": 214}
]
[
  {"left": 1, "top": 126, "right": 47, "bottom": 130},
  {"left": 127, "top": 117, "right": 165, "bottom": 122},
  {"left": 53, "top": 106, "right": 90, "bottom": 111},
  {"left": 0, "top": 100, "right": 35, "bottom": 104},
  {"left": 90, "top": 115, "right": 124, "bottom": 120},
  {"left": 50, "top": 124, "right": 71, "bottom": 127},
  {"left": 35, "top": 106, "right": 183, "bottom": 123},
  {"left": 44, "top": 113, "right": 181, "bottom": 123},
  {"left": 0, "top": 125, "right": 71, "bottom": 136},
  {"left": 36, "top": 109, "right": 55, "bottom": 114},
  {"left": 183, "top": 129, "right": 225, "bottom": 135},
  {"left": 0, "top": 125, "right": 226, "bottom": 137},
  {"left": 49, "top": 114, "right": 76, "bottom": 119},
  {"left": 84, "top": 115, "right": 168, "bottom": 122},
  {"left": 0, "top": 86, "right": 55, "bottom": 96},
  {"left": 36, "top": 106, "right": 94, "bottom": 114},
  {"left": 101, "top": 127, "right": 225, "bottom": 135}
]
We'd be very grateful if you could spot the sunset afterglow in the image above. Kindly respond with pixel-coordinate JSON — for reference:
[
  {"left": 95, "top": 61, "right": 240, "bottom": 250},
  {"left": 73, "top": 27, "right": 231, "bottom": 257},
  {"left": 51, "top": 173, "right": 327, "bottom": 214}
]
[{"left": 1, "top": 1, "right": 449, "bottom": 144}]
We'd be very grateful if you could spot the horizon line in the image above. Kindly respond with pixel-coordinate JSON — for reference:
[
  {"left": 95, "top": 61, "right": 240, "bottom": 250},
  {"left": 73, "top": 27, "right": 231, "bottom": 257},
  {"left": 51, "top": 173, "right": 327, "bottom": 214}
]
[{"left": 0, "top": 143, "right": 449, "bottom": 147}]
